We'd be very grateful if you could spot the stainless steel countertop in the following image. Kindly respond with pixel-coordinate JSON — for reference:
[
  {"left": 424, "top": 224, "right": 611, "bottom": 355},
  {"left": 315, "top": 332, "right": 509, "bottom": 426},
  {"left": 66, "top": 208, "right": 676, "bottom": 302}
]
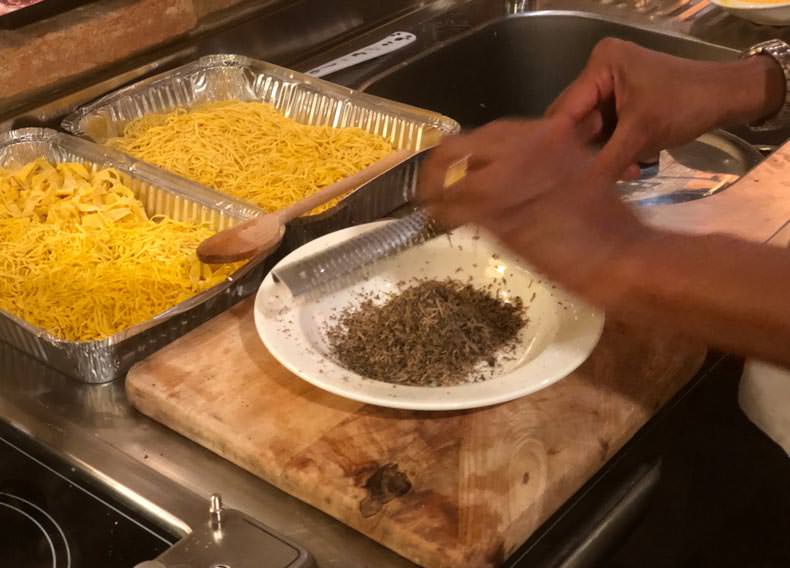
[{"left": 1, "top": 1, "right": 786, "bottom": 567}]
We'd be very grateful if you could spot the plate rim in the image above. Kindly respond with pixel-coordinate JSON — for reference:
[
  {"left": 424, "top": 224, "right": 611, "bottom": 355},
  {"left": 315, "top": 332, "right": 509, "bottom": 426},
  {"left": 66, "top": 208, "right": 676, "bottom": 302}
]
[{"left": 710, "top": 0, "right": 790, "bottom": 12}]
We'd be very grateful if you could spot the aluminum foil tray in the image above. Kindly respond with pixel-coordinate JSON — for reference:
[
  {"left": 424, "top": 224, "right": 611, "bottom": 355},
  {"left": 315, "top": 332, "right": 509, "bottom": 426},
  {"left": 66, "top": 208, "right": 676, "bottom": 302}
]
[
  {"left": 62, "top": 54, "right": 460, "bottom": 251},
  {"left": 0, "top": 128, "right": 265, "bottom": 384}
]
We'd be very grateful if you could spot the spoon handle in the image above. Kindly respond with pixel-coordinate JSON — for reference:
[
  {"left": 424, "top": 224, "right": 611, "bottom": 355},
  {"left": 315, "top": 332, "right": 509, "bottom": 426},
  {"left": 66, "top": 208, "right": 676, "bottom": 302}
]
[{"left": 278, "top": 149, "right": 413, "bottom": 222}]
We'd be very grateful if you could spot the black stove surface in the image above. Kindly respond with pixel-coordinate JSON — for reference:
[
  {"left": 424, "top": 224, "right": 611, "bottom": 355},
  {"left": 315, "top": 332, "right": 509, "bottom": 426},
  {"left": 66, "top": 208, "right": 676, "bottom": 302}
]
[{"left": 0, "top": 424, "right": 174, "bottom": 567}]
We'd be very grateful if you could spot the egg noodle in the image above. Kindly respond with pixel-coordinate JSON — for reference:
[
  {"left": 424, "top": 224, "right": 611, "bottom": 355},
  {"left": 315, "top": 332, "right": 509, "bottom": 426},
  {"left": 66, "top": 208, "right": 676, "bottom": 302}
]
[
  {"left": 109, "top": 101, "right": 394, "bottom": 214},
  {"left": 0, "top": 159, "right": 238, "bottom": 342}
]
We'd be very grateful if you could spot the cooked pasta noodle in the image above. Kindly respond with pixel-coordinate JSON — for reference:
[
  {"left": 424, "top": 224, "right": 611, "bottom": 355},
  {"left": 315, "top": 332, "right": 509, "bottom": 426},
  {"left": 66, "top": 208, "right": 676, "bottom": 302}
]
[
  {"left": 109, "top": 101, "right": 394, "bottom": 214},
  {"left": 0, "top": 159, "right": 238, "bottom": 341}
]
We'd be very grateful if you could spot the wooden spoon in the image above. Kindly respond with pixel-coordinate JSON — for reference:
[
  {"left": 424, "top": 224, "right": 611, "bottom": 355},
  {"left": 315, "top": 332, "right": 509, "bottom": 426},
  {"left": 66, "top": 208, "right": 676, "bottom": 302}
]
[{"left": 197, "top": 149, "right": 413, "bottom": 264}]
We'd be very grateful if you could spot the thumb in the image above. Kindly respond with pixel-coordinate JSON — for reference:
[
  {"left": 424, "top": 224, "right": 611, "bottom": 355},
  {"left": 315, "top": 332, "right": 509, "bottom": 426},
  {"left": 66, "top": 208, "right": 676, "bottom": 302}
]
[
  {"left": 547, "top": 68, "right": 614, "bottom": 123},
  {"left": 575, "top": 109, "right": 604, "bottom": 144},
  {"left": 593, "top": 118, "right": 645, "bottom": 182}
]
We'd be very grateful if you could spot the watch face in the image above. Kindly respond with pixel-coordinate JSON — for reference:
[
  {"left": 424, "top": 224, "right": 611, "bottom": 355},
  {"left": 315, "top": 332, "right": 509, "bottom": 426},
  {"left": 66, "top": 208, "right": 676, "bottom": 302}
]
[{"left": 0, "top": 1, "right": 46, "bottom": 16}]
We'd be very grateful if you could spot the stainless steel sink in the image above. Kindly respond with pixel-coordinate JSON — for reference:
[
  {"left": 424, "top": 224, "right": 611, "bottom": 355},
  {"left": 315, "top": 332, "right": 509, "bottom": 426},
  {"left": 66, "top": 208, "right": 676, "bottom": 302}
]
[{"left": 360, "top": 12, "right": 787, "bottom": 149}]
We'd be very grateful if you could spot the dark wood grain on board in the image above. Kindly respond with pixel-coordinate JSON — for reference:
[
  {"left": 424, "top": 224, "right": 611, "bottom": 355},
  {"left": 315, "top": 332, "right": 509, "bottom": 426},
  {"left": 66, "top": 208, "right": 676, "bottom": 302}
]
[{"left": 128, "top": 300, "right": 705, "bottom": 567}]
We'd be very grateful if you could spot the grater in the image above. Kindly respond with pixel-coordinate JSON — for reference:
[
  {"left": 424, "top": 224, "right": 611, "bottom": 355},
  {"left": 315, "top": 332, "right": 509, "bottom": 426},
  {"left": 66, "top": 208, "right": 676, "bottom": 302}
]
[
  {"left": 271, "top": 209, "right": 443, "bottom": 298},
  {"left": 271, "top": 155, "right": 468, "bottom": 298}
]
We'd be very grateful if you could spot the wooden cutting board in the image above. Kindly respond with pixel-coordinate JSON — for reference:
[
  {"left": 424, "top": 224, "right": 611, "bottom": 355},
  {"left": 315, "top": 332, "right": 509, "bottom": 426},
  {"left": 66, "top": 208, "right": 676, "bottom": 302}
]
[
  {"left": 128, "top": 302, "right": 705, "bottom": 567},
  {"left": 128, "top": 144, "right": 790, "bottom": 567}
]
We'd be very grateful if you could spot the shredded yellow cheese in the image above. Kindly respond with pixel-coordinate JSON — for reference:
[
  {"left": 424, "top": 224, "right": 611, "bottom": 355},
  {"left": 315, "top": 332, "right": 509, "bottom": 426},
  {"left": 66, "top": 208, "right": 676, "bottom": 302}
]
[
  {"left": 109, "top": 101, "right": 394, "bottom": 214},
  {"left": 0, "top": 159, "right": 238, "bottom": 342}
]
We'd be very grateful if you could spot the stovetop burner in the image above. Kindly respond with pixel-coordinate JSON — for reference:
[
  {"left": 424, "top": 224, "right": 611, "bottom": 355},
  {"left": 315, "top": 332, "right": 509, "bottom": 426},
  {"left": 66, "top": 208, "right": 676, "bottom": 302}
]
[
  {"left": 0, "top": 427, "right": 174, "bottom": 568},
  {"left": 0, "top": 492, "right": 71, "bottom": 567}
]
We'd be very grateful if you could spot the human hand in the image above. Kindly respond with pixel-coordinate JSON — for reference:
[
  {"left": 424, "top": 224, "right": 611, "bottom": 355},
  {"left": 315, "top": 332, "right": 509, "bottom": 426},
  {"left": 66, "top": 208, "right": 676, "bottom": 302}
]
[
  {"left": 547, "top": 38, "right": 785, "bottom": 178},
  {"left": 418, "top": 116, "right": 649, "bottom": 301}
]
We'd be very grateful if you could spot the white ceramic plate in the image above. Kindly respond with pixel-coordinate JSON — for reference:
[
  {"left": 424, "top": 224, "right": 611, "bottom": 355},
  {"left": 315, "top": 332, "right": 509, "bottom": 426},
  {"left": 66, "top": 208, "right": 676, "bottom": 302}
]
[
  {"left": 711, "top": 0, "right": 790, "bottom": 25},
  {"left": 255, "top": 221, "right": 604, "bottom": 411}
]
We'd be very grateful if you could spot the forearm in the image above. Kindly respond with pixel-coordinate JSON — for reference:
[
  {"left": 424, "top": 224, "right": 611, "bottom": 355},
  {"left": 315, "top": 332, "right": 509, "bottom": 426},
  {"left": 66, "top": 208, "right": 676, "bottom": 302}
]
[
  {"left": 716, "top": 55, "right": 785, "bottom": 126},
  {"left": 596, "top": 231, "right": 790, "bottom": 367}
]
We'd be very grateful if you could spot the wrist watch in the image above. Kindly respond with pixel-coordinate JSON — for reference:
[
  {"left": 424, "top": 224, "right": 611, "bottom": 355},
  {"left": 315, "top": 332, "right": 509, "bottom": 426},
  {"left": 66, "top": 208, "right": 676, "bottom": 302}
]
[{"left": 744, "top": 39, "right": 790, "bottom": 130}]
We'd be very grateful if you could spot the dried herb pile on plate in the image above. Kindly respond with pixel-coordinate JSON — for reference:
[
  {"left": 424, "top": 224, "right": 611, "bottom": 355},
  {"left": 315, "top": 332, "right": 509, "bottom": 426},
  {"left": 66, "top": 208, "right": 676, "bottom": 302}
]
[{"left": 325, "top": 279, "right": 527, "bottom": 387}]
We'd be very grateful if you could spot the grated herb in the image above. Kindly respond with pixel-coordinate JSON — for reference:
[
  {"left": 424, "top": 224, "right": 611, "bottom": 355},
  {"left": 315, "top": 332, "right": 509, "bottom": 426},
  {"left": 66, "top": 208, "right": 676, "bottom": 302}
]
[{"left": 325, "top": 279, "right": 527, "bottom": 387}]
